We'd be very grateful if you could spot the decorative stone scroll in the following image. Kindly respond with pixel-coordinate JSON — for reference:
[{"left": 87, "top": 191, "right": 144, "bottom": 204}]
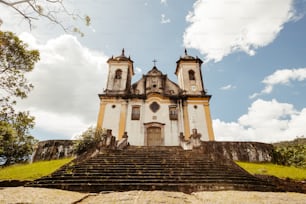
[
  {"left": 179, "top": 128, "right": 202, "bottom": 150},
  {"left": 117, "top": 132, "right": 130, "bottom": 150},
  {"left": 99, "top": 129, "right": 129, "bottom": 150}
]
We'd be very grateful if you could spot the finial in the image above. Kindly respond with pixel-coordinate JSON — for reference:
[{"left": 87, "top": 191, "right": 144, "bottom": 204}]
[
  {"left": 152, "top": 59, "right": 157, "bottom": 67},
  {"left": 184, "top": 48, "right": 187, "bottom": 55},
  {"left": 121, "top": 48, "right": 125, "bottom": 56}
]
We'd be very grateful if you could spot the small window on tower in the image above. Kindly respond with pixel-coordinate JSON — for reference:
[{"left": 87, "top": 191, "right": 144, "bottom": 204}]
[
  {"left": 169, "top": 106, "right": 178, "bottom": 120},
  {"left": 131, "top": 106, "right": 140, "bottom": 120},
  {"left": 115, "top": 69, "right": 122, "bottom": 79},
  {"left": 188, "top": 70, "right": 195, "bottom": 80}
]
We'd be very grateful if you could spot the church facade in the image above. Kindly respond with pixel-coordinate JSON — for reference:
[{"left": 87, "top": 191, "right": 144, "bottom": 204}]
[{"left": 96, "top": 49, "right": 214, "bottom": 146}]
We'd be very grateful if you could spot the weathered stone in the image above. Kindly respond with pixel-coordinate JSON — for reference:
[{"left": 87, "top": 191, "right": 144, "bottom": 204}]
[
  {"left": 32, "top": 140, "right": 74, "bottom": 162},
  {"left": 198, "top": 142, "right": 273, "bottom": 162},
  {"left": 26, "top": 146, "right": 276, "bottom": 193}
]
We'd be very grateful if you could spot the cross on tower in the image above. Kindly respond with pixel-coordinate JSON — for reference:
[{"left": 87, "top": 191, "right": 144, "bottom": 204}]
[{"left": 152, "top": 59, "right": 157, "bottom": 67}]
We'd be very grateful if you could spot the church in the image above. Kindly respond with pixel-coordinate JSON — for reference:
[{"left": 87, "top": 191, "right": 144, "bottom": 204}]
[
  {"left": 29, "top": 50, "right": 278, "bottom": 193},
  {"left": 96, "top": 49, "right": 214, "bottom": 146}
]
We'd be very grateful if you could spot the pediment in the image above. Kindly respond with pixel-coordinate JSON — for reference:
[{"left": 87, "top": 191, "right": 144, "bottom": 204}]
[
  {"left": 146, "top": 67, "right": 163, "bottom": 76},
  {"left": 131, "top": 66, "right": 181, "bottom": 96}
]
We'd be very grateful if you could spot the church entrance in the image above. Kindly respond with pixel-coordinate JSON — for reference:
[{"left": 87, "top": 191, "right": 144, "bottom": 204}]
[
  {"left": 147, "top": 127, "right": 162, "bottom": 146},
  {"left": 144, "top": 122, "right": 165, "bottom": 146}
]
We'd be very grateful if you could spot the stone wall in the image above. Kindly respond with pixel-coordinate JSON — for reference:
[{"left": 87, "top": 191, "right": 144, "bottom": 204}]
[
  {"left": 199, "top": 141, "right": 274, "bottom": 162},
  {"left": 32, "top": 140, "right": 75, "bottom": 162},
  {"left": 32, "top": 140, "right": 273, "bottom": 163}
]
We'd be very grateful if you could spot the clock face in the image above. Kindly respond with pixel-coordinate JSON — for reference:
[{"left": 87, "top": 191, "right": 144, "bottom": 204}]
[{"left": 191, "top": 86, "right": 196, "bottom": 91}]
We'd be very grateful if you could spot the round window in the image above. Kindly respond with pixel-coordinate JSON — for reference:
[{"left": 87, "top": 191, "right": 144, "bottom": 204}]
[{"left": 150, "top": 102, "right": 160, "bottom": 113}]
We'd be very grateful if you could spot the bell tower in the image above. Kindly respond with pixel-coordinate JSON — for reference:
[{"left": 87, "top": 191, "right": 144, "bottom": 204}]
[
  {"left": 175, "top": 49, "right": 205, "bottom": 95},
  {"left": 105, "top": 49, "right": 134, "bottom": 95}
]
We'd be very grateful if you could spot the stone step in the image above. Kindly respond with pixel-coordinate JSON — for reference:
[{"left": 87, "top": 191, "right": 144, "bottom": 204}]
[
  {"left": 69, "top": 165, "right": 233, "bottom": 170},
  {"left": 84, "top": 158, "right": 213, "bottom": 162},
  {"left": 31, "top": 179, "right": 266, "bottom": 186},
  {"left": 65, "top": 168, "right": 243, "bottom": 175},
  {"left": 50, "top": 173, "right": 250, "bottom": 180},
  {"left": 40, "top": 173, "right": 258, "bottom": 180},
  {"left": 87, "top": 157, "right": 210, "bottom": 161},
  {"left": 51, "top": 170, "right": 250, "bottom": 177},
  {"left": 27, "top": 146, "right": 277, "bottom": 193},
  {"left": 28, "top": 182, "right": 275, "bottom": 193}
]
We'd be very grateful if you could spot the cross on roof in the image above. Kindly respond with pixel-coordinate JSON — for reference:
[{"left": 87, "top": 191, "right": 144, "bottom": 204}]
[{"left": 152, "top": 59, "right": 157, "bottom": 67}]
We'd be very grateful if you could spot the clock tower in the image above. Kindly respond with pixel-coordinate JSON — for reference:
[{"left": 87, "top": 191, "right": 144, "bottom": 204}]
[
  {"left": 105, "top": 49, "right": 134, "bottom": 95},
  {"left": 175, "top": 49, "right": 205, "bottom": 96}
]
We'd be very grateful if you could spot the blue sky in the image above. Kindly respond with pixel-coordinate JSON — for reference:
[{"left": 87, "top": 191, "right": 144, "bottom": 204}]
[{"left": 1, "top": 0, "right": 306, "bottom": 143}]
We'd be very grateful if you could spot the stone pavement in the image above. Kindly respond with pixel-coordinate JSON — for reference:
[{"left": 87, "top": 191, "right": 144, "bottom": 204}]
[{"left": 0, "top": 187, "right": 306, "bottom": 204}]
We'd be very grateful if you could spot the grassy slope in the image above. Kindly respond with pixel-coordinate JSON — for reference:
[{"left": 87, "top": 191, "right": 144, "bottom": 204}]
[
  {"left": 0, "top": 158, "right": 73, "bottom": 181},
  {"left": 236, "top": 162, "right": 306, "bottom": 181}
]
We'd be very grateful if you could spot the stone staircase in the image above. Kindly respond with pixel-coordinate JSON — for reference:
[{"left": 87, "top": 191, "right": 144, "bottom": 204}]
[{"left": 26, "top": 146, "right": 277, "bottom": 193}]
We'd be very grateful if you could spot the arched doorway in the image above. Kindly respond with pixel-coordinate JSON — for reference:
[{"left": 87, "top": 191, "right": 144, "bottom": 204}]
[{"left": 144, "top": 122, "right": 165, "bottom": 146}]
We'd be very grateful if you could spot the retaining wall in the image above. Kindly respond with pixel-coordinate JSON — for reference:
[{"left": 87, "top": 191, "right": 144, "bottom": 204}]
[
  {"left": 32, "top": 140, "right": 273, "bottom": 162},
  {"left": 199, "top": 141, "right": 273, "bottom": 162},
  {"left": 32, "top": 140, "right": 75, "bottom": 162}
]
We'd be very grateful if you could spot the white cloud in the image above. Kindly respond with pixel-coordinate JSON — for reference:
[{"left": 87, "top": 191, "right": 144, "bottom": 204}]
[
  {"left": 28, "top": 108, "right": 91, "bottom": 140},
  {"left": 135, "top": 67, "right": 143, "bottom": 74},
  {"left": 160, "top": 0, "right": 168, "bottom": 6},
  {"left": 16, "top": 33, "right": 108, "bottom": 138},
  {"left": 183, "top": 0, "right": 296, "bottom": 62},
  {"left": 220, "top": 84, "right": 236, "bottom": 90},
  {"left": 251, "top": 68, "right": 306, "bottom": 98},
  {"left": 161, "top": 14, "right": 171, "bottom": 24},
  {"left": 213, "top": 99, "right": 306, "bottom": 143}
]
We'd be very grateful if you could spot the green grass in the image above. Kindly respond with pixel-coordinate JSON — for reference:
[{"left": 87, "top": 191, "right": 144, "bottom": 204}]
[
  {"left": 0, "top": 158, "right": 73, "bottom": 181},
  {"left": 236, "top": 162, "right": 306, "bottom": 181}
]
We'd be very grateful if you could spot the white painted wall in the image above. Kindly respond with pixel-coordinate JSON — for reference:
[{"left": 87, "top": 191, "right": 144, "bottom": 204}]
[
  {"left": 102, "top": 103, "right": 121, "bottom": 139},
  {"left": 177, "top": 63, "right": 203, "bottom": 95},
  {"left": 125, "top": 100, "right": 144, "bottom": 145},
  {"left": 125, "top": 99, "right": 182, "bottom": 146},
  {"left": 187, "top": 103, "right": 209, "bottom": 141},
  {"left": 101, "top": 99, "right": 210, "bottom": 144},
  {"left": 106, "top": 64, "right": 129, "bottom": 91}
]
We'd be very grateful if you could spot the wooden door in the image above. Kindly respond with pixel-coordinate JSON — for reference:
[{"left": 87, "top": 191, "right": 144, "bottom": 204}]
[{"left": 147, "top": 127, "right": 163, "bottom": 146}]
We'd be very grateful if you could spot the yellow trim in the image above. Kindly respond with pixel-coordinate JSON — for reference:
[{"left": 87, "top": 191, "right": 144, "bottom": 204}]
[
  {"left": 118, "top": 101, "right": 127, "bottom": 139},
  {"left": 99, "top": 97, "right": 120, "bottom": 103},
  {"left": 96, "top": 101, "right": 107, "bottom": 129},
  {"left": 182, "top": 102, "right": 190, "bottom": 139},
  {"left": 146, "top": 93, "right": 172, "bottom": 103},
  {"left": 204, "top": 103, "right": 215, "bottom": 141},
  {"left": 186, "top": 97, "right": 211, "bottom": 102}
]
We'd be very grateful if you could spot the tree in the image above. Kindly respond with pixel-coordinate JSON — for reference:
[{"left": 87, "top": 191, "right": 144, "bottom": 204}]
[
  {"left": 0, "top": 30, "right": 39, "bottom": 165},
  {"left": 74, "top": 127, "right": 106, "bottom": 155},
  {"left": 0, "top": 113, "right": 37, "bottom": 165},
  {"left": 0, "top": 0, "right": 90, "bottom": 36},
  {"left": 0, "top": 31, "right": 39, "bottom": 100}
]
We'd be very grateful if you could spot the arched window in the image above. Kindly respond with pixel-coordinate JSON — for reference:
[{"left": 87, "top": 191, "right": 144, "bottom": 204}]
[
  {"left": 188, "top": 70, "right": 195, "bottom": 80},
  {"left": 115, "top": 69, "right": 122, "bottom": 79}
]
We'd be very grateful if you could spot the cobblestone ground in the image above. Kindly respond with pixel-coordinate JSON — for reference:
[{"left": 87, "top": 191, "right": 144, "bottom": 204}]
[{"left": 0, "top": 187, "right": 305, "bottom": 204}]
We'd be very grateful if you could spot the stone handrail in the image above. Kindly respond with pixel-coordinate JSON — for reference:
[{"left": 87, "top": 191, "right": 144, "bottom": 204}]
[
  {"left": 179, "top": 129, "right": 202, "bottom": 150},
  {"left": 116, "top": 132, "right": 129, "bottom": 150}
]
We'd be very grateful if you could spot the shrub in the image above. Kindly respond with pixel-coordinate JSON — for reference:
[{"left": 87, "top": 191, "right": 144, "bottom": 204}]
[
  {"left": 272, "top": 138, "right": 306, "bottom": 168},
  {"left": 73, "top": 127, "right": 106, "bottom": 155}
]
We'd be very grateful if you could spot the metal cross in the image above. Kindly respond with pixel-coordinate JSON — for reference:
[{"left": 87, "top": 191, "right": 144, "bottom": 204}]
[{"left": 152, "top": 59, "right": 157, "bottom": 67}]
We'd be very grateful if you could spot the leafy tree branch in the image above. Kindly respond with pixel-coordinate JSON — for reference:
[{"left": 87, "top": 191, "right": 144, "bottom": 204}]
[{"left": 0, "top": 0, "right": 90, "bottom": 36}]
